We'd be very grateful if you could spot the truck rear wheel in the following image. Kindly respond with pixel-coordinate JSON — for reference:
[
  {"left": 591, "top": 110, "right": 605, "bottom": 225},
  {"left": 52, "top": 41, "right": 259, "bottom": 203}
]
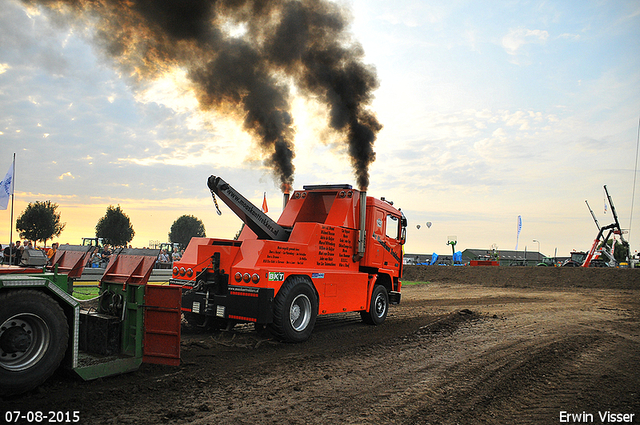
[
  {"left": 0, "top": 290, "right": 69, "bottom": 396},
  {"left": 360, "top": 285, "right": 389, "bottom": 325},
  {"left": 270, "top": 277, "right": 317, "bottom": 343}
]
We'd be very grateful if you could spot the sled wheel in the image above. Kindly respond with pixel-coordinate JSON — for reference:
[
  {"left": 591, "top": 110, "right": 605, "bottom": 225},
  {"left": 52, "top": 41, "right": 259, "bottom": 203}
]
[
  {"left": 0, "top": 290, "right": 69, "bottom": 396},
  {"left": 183, "top": 312, "right": 207, "bottom": 327},
  {"left": 360, "top": 285, "right": 389, "bottom": 325},
  {"left": 270, "top": 277, "right": 317, "bottom": 343}
]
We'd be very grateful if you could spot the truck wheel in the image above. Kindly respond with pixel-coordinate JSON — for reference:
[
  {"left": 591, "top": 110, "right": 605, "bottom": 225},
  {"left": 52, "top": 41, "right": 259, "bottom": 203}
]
[
  {"left": 270, "top": 277, "right": 317, "bottom": 343},
  {"left": 0, "top": 290, "right": 69, "bottom": 396},
  {"left": 360, "top": 285, "right": 389, "bottom": 325}
]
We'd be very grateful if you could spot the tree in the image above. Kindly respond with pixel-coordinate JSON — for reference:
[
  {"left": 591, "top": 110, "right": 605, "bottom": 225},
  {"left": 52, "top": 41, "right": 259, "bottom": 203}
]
[
  {"left": 169, "top": 215, "right": 206, "bottom": 248},
  {"left": 614, "top": 240, "right": 630, "bottom": 263},
  {"left": 16, "top": 200, "right": 65, "bottom": 247},
  {"left": 95, "top": 205, "right": 135, "bottom": 247}
]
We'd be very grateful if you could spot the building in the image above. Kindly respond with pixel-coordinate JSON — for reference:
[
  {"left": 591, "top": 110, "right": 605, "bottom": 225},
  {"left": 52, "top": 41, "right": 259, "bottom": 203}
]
[{"left": 404, "top": 249, "right": 567, "bottom": 266}]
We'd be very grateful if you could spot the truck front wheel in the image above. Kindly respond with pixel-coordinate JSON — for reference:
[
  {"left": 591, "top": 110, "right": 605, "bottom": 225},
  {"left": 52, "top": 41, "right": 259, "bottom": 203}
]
[
  {"left": 360, "top": 285, "right": 389, "bottom": 325},
  {"left": 0, "top": 290, "right": 69, "bottom": 396},
  {"left": 270, "top": 277, "right": 317, "bottom": 343}
]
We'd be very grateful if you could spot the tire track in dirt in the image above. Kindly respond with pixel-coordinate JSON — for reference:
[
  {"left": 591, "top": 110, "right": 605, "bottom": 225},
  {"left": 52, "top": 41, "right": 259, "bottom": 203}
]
[{"left": 2, "top": 283, "right": 638, "bottom": 425}]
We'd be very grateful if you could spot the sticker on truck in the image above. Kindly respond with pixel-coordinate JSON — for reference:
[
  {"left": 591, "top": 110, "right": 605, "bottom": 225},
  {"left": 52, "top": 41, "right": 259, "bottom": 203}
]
[{"left": 268, "top": 272, "right": 284, "bottom": 281}]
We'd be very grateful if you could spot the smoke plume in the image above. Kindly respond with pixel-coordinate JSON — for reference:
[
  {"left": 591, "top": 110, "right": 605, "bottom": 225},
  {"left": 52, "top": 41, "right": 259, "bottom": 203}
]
[{"left": 23, "top": 0, "right": 381, "bottom": 190}]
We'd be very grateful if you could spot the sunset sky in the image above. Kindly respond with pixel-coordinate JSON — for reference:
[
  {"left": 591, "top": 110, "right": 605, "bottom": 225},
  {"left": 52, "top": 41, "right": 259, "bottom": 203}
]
[{"left": 1, "top": 0, "right": 639, "bottom": 258}]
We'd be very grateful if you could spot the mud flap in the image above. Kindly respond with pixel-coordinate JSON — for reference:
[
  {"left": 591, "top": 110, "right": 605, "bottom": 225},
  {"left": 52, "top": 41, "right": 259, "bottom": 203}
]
[{"left": 143, "top": 285, "right": 181, "bottom": 366}]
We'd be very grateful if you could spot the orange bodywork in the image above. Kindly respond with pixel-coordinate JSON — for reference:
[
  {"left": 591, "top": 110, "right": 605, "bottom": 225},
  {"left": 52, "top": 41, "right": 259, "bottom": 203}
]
[{"left": 170, "top": 185, "right": 404, "bottom": 323}]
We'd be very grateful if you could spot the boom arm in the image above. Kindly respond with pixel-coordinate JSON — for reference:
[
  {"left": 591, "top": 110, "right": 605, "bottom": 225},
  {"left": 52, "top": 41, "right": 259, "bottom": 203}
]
[
  {"left": 207, "top": 175, "right": 290, "bottom": 241},
  {"left": 582, "top": 185, "right": 625, "bottom": 267},
  {"left": 585, "top": 200, "right": 601, "bottom": 231},
  {"left": 604, "top": 185, "right": 625, "bottom": 243}
]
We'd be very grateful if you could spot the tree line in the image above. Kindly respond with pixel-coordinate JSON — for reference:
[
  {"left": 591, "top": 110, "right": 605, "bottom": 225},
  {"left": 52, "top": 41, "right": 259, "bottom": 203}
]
[{"left": 13, "top": 201, "right": 206, "bottom": 249}]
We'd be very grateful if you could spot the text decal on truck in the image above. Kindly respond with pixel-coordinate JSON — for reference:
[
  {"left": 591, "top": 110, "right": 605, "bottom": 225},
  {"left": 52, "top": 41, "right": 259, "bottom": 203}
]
[
  {"left": 268, "top": 272, "right": 284, "bottom": 281},
  {"left": 374, "top": 234, "right": 401, "bottom": 263}
]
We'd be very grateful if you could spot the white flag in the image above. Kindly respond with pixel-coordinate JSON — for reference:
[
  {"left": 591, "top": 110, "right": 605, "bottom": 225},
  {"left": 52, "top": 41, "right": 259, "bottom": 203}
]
[{"left": 0, "top": 160, "right": 14, "bottom": 210}]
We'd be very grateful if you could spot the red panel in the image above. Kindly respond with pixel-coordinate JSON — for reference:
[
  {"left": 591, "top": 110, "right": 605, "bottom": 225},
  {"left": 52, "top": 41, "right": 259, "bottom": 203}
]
[
  {"left": 143, "top": 285, "right": 181, "bottom": 366},
  {"left": 48, "top": 247, "right": 92, "bottom": 279},
  {"left": 470, "top": 260, "right": 499, "bottom": 266}
]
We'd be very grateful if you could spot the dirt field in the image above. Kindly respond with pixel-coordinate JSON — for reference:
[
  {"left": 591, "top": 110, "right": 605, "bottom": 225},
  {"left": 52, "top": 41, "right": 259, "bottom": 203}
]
[{"left": 2, "top": 266, "right": 639, "bottom": 424}]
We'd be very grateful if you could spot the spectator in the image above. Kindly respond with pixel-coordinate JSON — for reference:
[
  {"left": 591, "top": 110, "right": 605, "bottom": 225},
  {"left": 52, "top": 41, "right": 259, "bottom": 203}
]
[
  {"left": 3, "top": 243, "right": 14, "bottom": 265},
  {"left": 100, "top": 245, "right": 112, "bottom": 267},
  {"left": 4, "top": 243, "right": 13, "bottom": 265},
  {"left": 157, "top": 249, "right": 170, "bottom": 268},
  {"left": 89, "top": 247, "right": 102, "bottom": 268},
  {"left": 171, "top": 249, "right": 182, "bottom": 262},
  {"left": 46, "top": 242, "right": 59, "bottom": 262},
  {"left": 14, "top": 241, "right": 23, "bottom": 265}
]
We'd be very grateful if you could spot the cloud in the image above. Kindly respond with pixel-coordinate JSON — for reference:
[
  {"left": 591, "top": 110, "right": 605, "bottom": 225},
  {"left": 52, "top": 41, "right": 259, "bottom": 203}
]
[
  {"left": 58, "top": 172, "right": 74, "bottom": 180},
  {"left": 558, "top": 33, "right": 581, "bottom": 41},
  {"left": 502, "top": 28, "right": 549, "bottom": 55}
]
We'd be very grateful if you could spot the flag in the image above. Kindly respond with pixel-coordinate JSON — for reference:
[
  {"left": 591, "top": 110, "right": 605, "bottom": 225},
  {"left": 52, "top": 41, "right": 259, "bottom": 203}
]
[
  {"left": 515, "top": 215, "right": 522, "bottom": 250},
  {"left": 0, "top": 159, "right": 14, "bottom": 210},
  {"left": 517, "top": 215, "right": 522, "bottom": 235},
  {"left": 261, "top": 192, "right": 268, "bottom": 213}
]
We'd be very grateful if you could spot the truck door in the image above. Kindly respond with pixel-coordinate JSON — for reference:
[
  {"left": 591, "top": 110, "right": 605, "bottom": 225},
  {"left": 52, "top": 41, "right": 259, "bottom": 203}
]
[
  {"left": 382, "top": 213, "right": 403, "bottom": 270},
  {"left": 366, "top": 208, "right": 386, "bottom": 267}
]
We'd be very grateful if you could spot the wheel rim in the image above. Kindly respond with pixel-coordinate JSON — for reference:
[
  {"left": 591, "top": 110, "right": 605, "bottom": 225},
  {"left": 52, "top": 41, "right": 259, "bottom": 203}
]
[
  {"left": 290, "top": 294, "right": 312, "bottom": 332},
  {"left": 0, "top": 313, "right": 51, "bottom": 371},
  {"left": 374, "top": 292, "right": 387, "bottom": 318}
]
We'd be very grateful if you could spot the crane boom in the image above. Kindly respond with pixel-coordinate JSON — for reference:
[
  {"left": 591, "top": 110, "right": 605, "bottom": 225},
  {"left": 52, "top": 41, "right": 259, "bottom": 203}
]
[
  {"left": 207, "top": 175, "right": 290, "bottom": 241},
  {"left": 585, "top": 200, "right": 601, "bottom": 231}
]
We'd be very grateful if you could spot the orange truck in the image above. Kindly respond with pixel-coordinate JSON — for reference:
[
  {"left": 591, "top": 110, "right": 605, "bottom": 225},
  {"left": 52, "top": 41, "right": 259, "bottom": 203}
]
[{"left": 170, "top": 176, "right": 407, "bottom": 342}]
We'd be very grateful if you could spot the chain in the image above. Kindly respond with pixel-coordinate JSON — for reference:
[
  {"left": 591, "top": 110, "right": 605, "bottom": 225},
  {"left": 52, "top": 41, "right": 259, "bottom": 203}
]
[{"left": 210, "top": 189, "right": 222, "bottom": 216}]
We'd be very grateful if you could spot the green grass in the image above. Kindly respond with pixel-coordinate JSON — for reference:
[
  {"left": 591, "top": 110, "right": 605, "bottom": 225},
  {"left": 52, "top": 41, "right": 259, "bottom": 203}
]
[
  {"left": 72, "top": 286, "right": 100, "bottom": 300},
  {"left": 402, "top": 280, "right": 431, "bottom": 286}
]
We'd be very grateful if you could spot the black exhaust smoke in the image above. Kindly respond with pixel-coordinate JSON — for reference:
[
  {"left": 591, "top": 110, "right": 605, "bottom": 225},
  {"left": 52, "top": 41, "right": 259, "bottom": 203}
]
[{"left": 22, "top": 0, "right": 381, "bottom": 191}]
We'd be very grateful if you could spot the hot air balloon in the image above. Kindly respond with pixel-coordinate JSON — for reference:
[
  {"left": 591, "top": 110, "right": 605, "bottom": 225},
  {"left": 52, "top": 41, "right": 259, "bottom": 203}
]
[{"left": 426, "top": 222, "right": 432, "bottom": 228}]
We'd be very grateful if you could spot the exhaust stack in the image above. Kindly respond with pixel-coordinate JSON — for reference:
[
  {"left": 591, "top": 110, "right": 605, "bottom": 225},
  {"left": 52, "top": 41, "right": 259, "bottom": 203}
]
[{"left": 355, "top": 191, "right": 367, "bottom": 261}]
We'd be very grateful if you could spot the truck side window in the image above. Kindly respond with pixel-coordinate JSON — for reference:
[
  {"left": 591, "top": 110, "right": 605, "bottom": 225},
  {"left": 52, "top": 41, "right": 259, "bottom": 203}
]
[{"left": 386, "top": 214, "right": 399, "bottom": 239}]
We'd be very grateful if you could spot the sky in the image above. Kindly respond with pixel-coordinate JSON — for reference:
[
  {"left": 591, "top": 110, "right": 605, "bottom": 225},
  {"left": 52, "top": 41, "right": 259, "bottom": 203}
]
[{"left": 0, "top": 0, "right": 639, "bottom": 258}]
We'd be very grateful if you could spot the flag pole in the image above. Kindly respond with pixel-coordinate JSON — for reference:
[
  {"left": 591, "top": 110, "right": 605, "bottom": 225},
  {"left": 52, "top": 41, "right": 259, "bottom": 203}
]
[
  {"left": 9, "top": 153, "right": 15, "bottom": 265},
  {"left": 9, "top": 152, "right": 16, "bottom": 265}
]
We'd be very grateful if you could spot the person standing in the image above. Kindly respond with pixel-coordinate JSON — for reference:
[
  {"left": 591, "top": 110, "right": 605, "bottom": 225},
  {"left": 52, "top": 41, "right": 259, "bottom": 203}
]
[
  {"left": 46, "top": 242, "right": 59, "bottom": 262},
  {"left": 100, "top": 245, "right": 112, "bottom": 267},
  {"left": 3, "top": 243, "right": 14, "bottom": 265},
  {"left": 14, "top": 240, "right": 22, "bottom": 265}
]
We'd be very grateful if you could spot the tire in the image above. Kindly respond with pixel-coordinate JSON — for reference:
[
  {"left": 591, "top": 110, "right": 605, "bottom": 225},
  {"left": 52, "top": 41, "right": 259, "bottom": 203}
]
[
  {"left": 0, "top": 290, "right": 69, "bottom": 396},
  {"left": 360, "top": 285, "right": 389, "bottom": 325},
  {"left": 270, "top": 277, "right": 317, "bottom": 343}
]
